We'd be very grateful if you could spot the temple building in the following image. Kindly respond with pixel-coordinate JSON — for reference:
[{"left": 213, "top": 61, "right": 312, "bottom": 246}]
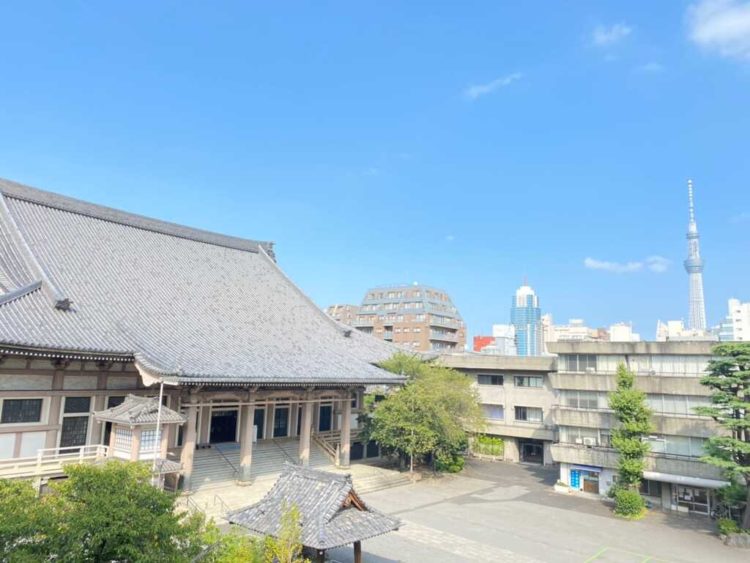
[{"left": 0, "top": 179, "right": 403, "bottom": 490}]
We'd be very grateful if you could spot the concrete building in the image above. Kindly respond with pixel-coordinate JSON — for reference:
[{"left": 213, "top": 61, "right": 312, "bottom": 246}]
[
  {"left": 609, "top": 322, "right": 641, "bottom": 342},
  {"left": 548, "top": 341, "right": 726, "bottom": 516},
  {"left": 656, "top": 320, "right": 718, "bottom": 342},
  {"left": 440, "top": 353, "right": 556, "bottom": 465},
  {"left": 510, "top": 284, "right": 543, "bottom": 356},
  {"left": 473, "top": 325, "right": 517, "bottom": 356},
  {"left": 545, "top": 318, "right": 608, "bottom": 343},
  {"left": 353, "top": 284, "right": 465, "bottom": 352},
  {"left": 326, "top": 304, "right": 360, "bottom": 326},
  {"left": 0, "top": 179, "right": 403, "bottom": 490},
  {"left": 717, "top": 298, "right": 750, "bottom": 342}
]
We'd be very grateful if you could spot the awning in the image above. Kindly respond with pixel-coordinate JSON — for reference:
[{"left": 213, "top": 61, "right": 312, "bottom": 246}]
[{"left": 643, "top": 471, "right": 729, "bottom": 489}]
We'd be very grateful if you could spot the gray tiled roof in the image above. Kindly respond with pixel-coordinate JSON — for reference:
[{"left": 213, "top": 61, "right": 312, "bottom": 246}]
[
  {"left": 0, "top": 179, "right": 401, "bottom": 385},
  {"left": 93, "top": 394, "right": 186, "bottom": 425},
  {"left": 228, "top": 463, "right": 400, "bottom": 550}
]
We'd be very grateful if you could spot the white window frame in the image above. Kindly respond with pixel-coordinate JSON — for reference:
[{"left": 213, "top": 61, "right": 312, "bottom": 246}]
[
  {"left": 58, "top": 395, "right": 93, "bottom": 448},
  {"left": 0, "top": 397, "right": 49, "bottom": 428}
]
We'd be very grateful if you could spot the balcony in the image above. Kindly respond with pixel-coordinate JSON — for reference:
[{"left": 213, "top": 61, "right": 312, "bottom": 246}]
[
  {"left": 430, "top": 330, "right": 459, "bottom": 342},
  {"left": 482, "top": 420, "right": 555, "bottom": 441},
  {"left": 550, "top": 443, "right": 725, "bottom": 480},
  {"left": 552, "top": 406, "right": 614, "bottom": 429}
]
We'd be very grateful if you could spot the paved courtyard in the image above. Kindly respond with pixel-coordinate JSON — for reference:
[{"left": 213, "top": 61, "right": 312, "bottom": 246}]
[{"left": 323, "top": 459, "right": 745, "bottom": 563}]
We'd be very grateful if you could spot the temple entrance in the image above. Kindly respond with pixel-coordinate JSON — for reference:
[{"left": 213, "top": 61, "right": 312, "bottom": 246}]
[
  {"left": 318, "top": 404, "right": 332, "bottom": 432},
  {"left": 254, "top": 408, "right": 265, "bottom": 440},
  {"left": 273, "top": 407, "right": 290, "bottom": 438},
  {"left": 210, "top": 409, "right": 238, "bottom": 443}
]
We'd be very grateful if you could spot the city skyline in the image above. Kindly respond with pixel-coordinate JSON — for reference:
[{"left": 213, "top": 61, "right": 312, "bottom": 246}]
[{"left": 0, "top": 3, "right": 748, "bottom": 341}]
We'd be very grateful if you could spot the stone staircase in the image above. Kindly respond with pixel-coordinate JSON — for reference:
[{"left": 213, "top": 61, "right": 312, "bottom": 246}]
[
  {"left": 184, "top": 438, "right": 412, "bottom": 522},
  {"left": 191, "top": 438, "right": 331, "bottom": 491}
]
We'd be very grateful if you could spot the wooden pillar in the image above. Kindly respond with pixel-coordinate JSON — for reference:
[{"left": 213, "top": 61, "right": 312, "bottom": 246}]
[
  {"left": 159, "top": 425, "right": 170, "bottom": 458},
  {"left": 299, "top": 400, "right": 313, "bottom": 466},
  {"left": 316, "top": 549, "right": 325, "bottom": 563},
  {"left": 108, "top": 424, "right": 117, "bottom": 457},
  {"left": 180, "top": 399, "right": 199, "bottom": 492},
  {"left": 130, "top": 427, "right": 142, "bottom": 461},
  {"left": 199, "top": 405, "right": 211, "bottom": 445},
  {"left": 44, "top": 371, "right": 64, "bottom": 449},
  {"left": 340, "top": 398, "right": 351, "bottom": 468},
  {"left": 239, "top": 393, "right": 255, "bottom": 483},
  {"left": 354, "top": 541, "right": 362, "bottom": 563}
]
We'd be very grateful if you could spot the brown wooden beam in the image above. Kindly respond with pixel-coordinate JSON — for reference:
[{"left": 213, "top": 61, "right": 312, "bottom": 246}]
[{"left": 354, "top": 541, "right": 362, "bottom": 563}]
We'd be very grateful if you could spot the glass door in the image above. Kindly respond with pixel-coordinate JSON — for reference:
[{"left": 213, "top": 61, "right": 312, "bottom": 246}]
[{"left": 273, "top": 407, "right": 289, "bottom": 438}]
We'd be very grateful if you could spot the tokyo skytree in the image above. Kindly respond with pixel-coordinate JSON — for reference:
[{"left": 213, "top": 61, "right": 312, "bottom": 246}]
[{"left": 683, "top": 179, "right": 706, "bottom": 331}]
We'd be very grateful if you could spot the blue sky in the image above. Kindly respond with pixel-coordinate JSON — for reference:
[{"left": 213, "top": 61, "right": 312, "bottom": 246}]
[{"left": 1, "top": 1, "right": 749, "bottom": 340}]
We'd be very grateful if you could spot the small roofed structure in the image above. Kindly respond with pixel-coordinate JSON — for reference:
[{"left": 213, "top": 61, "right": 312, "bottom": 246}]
[
  {"left": 229, "top": 463, "right": 400, "bottom": 562},
  {"left": 94, "top": 395, "right": 185, "bottom": 488}
]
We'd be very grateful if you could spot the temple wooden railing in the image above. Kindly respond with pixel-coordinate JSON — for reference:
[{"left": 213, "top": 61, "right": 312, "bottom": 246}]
[{"left": 0, "top": 444, "right": 109, "bottom": 480}]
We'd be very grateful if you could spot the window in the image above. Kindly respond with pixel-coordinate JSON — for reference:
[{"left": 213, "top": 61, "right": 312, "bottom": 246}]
[
  {"left": 1, "top": 399, "right": 43, "bottom": 424},
  {"left": 64, "top": 397, "right": 91, "bottom": 414},
  {"left": 482, "top": 404, "right": 504, "bottom": 420},
  {"left": 477, "top": 374, "right": 503, "bottom": 386},
  {"left": 514, "top": 376, "right": 543, "bottom": 388},
  {"left": 562, "top": 390, "right": 605, "bottom": 409},
  {"left": 639, "top": 480, "right": 662, "bottom": 497},
  {"left": 140, "top": 428, "right": 162, "bottom": 455},
  {"left": 560, "top": 354, "right": 597, "bottom": 373},
  {"left": 514, "top": 406, "right": 543, "bottom": 423},
  {"left": 107, "top": 396, "right": 126, "bottom": 409},
  {"left": 351, "top": 392, "right": 359, "bottom": 409}
]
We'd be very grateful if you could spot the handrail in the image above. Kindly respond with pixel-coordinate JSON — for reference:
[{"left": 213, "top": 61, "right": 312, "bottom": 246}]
[
  {"left": 213, "top": 446, "right": 239, "bottom": 478},
  {"left": 0, "top": 445, "right": 109, "bottom": 478},
  {"left": 312, "top": 434, "right": 338, "bottom": 465},
  {"left": 271, "top": 439, "right": 299, "bottom": 465},
  {"left": 213, "top": 494, "right": 231, "bottom": 517}
]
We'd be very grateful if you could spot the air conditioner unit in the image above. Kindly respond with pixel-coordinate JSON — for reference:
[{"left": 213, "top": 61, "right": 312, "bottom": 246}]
[
  {"left": 583, "top": 437, "right": 596, "bottom": 447},
  {"left": 574, "top": 438, "right": 584, "bottom": 445}
]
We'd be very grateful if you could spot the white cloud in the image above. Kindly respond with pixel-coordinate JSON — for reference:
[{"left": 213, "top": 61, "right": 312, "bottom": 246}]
[
  {"left": 645, "top": 255, "right": 671, "bottom": 273},
  {"left": 635, "top": 61, "right": 665, "bottom": 73},
  {"left": 463, "top": 72, "right": 522, "bottom": 100},
  {"left": 584, "top": 255, "right": 671, "bottom": 274},
  {"left": 592, "top": 23, "right": 633, "bottom": 46},
  {"left": 445, "top": 234, "right": 455, "bottom": 242},
  {"left": 688, "top": 0, "right": 750, "bottom": 60}
]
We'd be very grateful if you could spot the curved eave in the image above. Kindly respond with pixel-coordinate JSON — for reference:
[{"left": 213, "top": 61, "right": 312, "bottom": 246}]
[{"left": 0, "top": 343, "right": 134, "bottom": 362}]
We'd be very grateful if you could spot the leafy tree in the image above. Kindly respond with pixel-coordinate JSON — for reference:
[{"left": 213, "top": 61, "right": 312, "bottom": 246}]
[
  {"left": 0, "top": 461, "right": 211, "bottom": 562},
  {"left": 608, "top": 363, "right": 652, "bottom": 517},
  {"left": 363, "top": 352, "right": 484, "bottom": 473},
  {"left": 695, "top": 343, "right": 750, "bottom": 530},
  {"left": 263, "top": 503, "right": 306, "bottom": 563}
]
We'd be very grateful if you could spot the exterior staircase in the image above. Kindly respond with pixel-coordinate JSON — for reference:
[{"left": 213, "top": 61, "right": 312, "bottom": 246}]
[{"left": 185, "top": 437, "right": 412, "bottom": 522}]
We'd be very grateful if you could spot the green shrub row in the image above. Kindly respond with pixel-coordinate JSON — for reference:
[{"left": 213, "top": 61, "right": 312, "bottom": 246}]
[{"left": 472, "top": 435, "right": 504, "bottom": 456}]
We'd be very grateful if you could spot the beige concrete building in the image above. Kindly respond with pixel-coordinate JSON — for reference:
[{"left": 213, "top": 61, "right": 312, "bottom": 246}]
[
  {"left": 440, "top": 353, "right": 556, "bottom": 464},
  {"left": 443, "top": 341, "right": 728, "bottom": 517},
  {"left": 354, "top": 284, "right": 466, "bottom": 352},
  {"left": 548, "top": 341, "right": 726, "bottom": 516}
]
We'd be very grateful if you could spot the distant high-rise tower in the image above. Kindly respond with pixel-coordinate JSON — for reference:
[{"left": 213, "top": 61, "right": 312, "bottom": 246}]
[
  {"left": 510, "top": 283, "right": 543, "bottom": 356},
  {"left": 684, "top": 180, "right": 707, "bottom": 331}
]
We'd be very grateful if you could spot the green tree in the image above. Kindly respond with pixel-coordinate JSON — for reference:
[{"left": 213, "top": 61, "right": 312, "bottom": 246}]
[
  {"left": 263, "top": 503, "right": 306, "bottom": 563},
  {"left": 0, "top": 461, "right": 211, "bottom": 562},
  {"left": 363, "top": 353, "right": 484, "bottom": 473},
  {"left": 695, "top": 343, "right": 750, "bottom": 530},
  {"left": 608, "top": 363, "right": 652, "bottom": 517}
]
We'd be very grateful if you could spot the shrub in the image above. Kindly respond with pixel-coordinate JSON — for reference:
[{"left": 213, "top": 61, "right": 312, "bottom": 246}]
[
  {"left": 613, "top": 489, "right": 646, "bottom": 518},
  {"left": 717, "top": 518, "right": 741, "bottom": 536},
  {"left": 435, "top": 453, "right": 465, "bottom": 473},
  {"left": 472, "top": 435, "right": 504, "bottom": 456}
]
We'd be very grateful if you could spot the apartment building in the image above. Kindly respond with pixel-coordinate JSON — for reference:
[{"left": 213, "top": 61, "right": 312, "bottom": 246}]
[
  {"left": 325, "top": 304, "right": 360, "bottom": 326},
  {"left": 548, "top": 341, "right": 726, "bottom": 516},
  {"left": 440, "top": 353, "right": 556, "bottom": 464},
  {"left": 353, "top": 284, "right": 466, "bottom": 352}
]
